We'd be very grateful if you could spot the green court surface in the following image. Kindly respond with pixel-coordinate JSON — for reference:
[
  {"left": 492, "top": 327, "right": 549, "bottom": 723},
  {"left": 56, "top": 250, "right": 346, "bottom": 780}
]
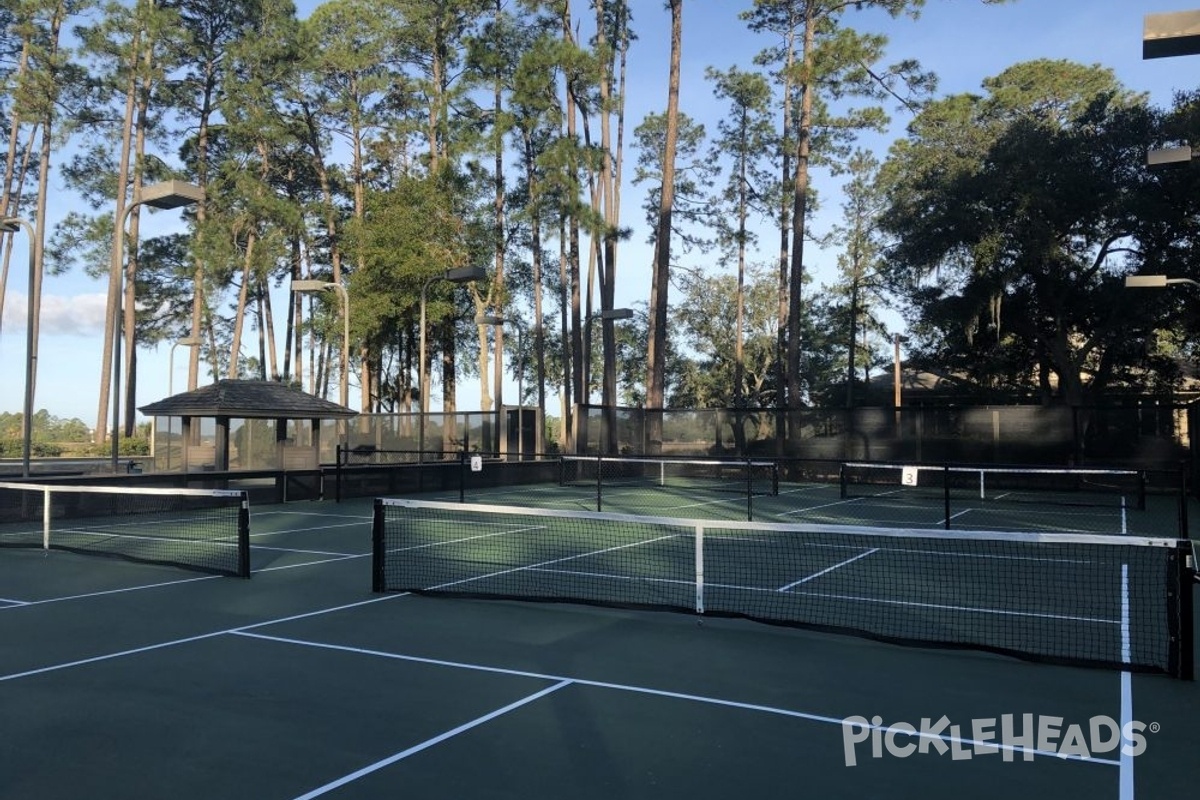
[{"left": 1, "top": 493, "right": 1196, "bottom": 799}]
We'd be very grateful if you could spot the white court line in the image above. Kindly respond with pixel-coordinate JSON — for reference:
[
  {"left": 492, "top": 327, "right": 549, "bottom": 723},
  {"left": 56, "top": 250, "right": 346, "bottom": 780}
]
[
  {"left": 777, "top": 497, "right": 866, "bottom": 516},
  {"left": 423, "top": 535, "right": 681, "bottom": 593},
  {"left": 249, "top": 544, "right": 361, "bottom": 557},
  {"left": 234, "top": 630, "right": 1118, "bottom": 768},
  {"left": 0, "top": 551, "right": 367, "bottom": 611},
  {"left": 704, "top": 534, "right": 1094, "bottom": 564},
  {"left": 777, "top": 485, "right": 831, "bottom": 496},
  {"left": 253, "top": 510, "right": 372, "bottom": 520},
  {"left": 253, "top": 553, "right": 369, "bottom": 573},
  {"left": 776, "top": 548, "right": 880, "bottom": 592},
  {"left": 250, "top": 522, "right": 366, "bottom": 538},
  {"left": 290, "top": 680, "right": 574, "bottom": 800},
  {"left": 664, "top": 495, "right": 745, "bottom": 513},
  {"left": 384, "top": 523, "right": 550, "bottom": 556},
  {"left": 0, "top": 593, "right": 409, "bottom": 683},
  {"left": 0, "top": 574, "right": 223, "bottom": 609},
  {"left": 519, "top": 566, "right": 1119, "bottom": 625}
]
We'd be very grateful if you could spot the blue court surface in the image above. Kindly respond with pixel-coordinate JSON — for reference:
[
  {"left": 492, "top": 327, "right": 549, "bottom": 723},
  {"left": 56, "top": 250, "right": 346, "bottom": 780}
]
[{"left": 1, "top": 494, "right": 1196, "bottom": 799}]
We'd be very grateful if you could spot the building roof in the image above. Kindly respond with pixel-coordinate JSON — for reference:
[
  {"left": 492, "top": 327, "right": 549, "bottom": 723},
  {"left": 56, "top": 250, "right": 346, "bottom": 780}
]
[{"left": 138, "top": 380, "right": 358, "bottom": 420}]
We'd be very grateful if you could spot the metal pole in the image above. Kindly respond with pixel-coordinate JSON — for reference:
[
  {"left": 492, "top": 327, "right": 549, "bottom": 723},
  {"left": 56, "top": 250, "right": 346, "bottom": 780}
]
[
  {"left": 339, "top": 286, "right": 349, "bottom": 409},
  {"left": 111, "top": 202, "right": 137, "bottom": 473},
  {"left": 418, "top": 276, "right": 436, "bottom": 463},
  {"left": 517, "top": 324, "right": 524, "bottom": 460},
  {"left": 893, "top": 333, "right": 902, "bottom": 410},
  {"left": 3, "top": 218, "right": 37, "bottom": 478}
]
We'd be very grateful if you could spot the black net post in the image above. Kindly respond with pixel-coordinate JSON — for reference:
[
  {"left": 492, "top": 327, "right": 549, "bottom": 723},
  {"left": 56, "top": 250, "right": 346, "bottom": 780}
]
[
  {"left": 943, "top": 466, "right": 951, "bottom": 529},
  {"left": 458, "top": 449, "right": 467, "bottom": 503},
  {"left": 335, "top": 444, "right": 343, "bottom": 504},
  {"left": 1178, "top": 465, "right": 1189, "bottom": 540},
  {"left": 745, "top": 458, "right": 753, "bottom": 521},
  {"left": 238, "top": 502, "right": 251, "bottom": 578},
  {"left": 838, "top": 463, "right": 847, "bottom": 499},
  {"left": 1170, "top": 541, "right": 1194, "bottom": 680},
  {"left": 371, "top": 498, "right": 386, "bottom": 592},
  {"left": 596, "top": 455, "right": 603, "bottom": 512}
]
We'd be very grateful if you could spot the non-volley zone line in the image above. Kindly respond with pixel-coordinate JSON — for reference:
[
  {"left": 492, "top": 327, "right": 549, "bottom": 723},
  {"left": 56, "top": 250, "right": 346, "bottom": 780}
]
[{"left": 225, "top": 629, "right": 1119, "bottom": 800}]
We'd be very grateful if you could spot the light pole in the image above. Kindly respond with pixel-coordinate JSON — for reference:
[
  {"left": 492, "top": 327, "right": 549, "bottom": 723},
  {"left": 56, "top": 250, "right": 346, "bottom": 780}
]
[
  {"left": 291, "top": 280, "right": 350, "bottom": 409},
  {"left": 111, "top": 180, "right": 204, "bottom": 473},
  {"left": 584, "top": 307, "right": 633, "bottom": 454},
  {"left": 475, "top": 314, "right": 530, "bottom": 458},
  {"left": 418, "top": 265, "right": 486, "bottom": 460},
  {"left": 892, "top": 333, "right": 907, "bottom": 409},
  {"left": 164, "top": 336, "right": 201, "bottom": 472},
  {"left": 892, "top": 333, "right": 909, "bottom": 430},
  {"left": 2, "top": 217, "right": 36, "bottom": 477}
]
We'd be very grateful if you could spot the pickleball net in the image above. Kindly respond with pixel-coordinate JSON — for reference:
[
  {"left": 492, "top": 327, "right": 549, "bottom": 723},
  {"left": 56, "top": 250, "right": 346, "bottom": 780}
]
[
  {"left": 840, "top": 462, "right": 1148, "bottom": 510},
  {"left": 0, "top": 482, "right": 251, "bottom": 577},
  {"left": 372, "top": 498, "right": 1194, "bottom": 678},
  {"left": 560, "top": 455, "right": 779, "bottom": 497}
]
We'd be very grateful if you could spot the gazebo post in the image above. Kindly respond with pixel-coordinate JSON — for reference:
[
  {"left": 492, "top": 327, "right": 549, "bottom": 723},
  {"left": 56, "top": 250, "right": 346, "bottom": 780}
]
[
  {"left": 215, "top": 416, "right": 230, "bottom": 472},
  {"left": 181, "top": 417, "right": 193, "bottom": 474}
]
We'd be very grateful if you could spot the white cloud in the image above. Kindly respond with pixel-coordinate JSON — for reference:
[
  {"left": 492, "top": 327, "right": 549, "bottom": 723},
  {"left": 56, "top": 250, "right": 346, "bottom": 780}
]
[{"left": 1, "top": 292, "right": 109, "bottom": 336}]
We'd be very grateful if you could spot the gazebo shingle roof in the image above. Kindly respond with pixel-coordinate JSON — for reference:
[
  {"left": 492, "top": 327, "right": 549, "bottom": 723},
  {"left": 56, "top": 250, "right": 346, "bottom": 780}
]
[{"left": 139, "top": 379, "right": 358, "bottom": 419}]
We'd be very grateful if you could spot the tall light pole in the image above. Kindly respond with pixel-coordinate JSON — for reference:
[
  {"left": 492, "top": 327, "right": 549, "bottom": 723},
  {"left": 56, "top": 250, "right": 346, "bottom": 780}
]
[
  {"left": 418, "top": 265, "right": 486, "bottom": 460},
  {"left": 111, "top": 180, "right": 204, "bottom": 473},
  {"left": 476, "top": 314, "right": 531, "bottom": 458},
  {"left": 584, "top": 307, "right": 633, "bottom": 454},
  {"left": 291, "top": 280, "right": 350, "bottom": 409},
  {"left": 892, "top": 333, "right": 908, "bottom": 429},
  {"left": 892, "top": 335, "right": 907, "bottom": 410},
  {"left": 2, "top": 217, "right": 36, "bottom": 477},
  {"left": 164, "top": 336, "right": 201, "bottom": 472}
]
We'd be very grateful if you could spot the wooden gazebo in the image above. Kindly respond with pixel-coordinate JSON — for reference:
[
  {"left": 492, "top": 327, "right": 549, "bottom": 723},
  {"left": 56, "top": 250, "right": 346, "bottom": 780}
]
[{"left": 139, "top": 379, "right": 358, "bottom": 473}]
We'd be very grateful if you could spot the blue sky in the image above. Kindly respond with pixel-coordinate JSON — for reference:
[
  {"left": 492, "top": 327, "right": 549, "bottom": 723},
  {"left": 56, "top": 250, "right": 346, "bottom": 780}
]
[{"left": 1, "top": 0, "right": 1196, "bottom": 428}]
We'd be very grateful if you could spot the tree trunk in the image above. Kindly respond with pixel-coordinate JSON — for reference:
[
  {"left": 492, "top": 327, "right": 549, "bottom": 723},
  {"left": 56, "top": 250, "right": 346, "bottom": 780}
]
[
  {"left": 785, "top": 5, "right": 816, "bottom": 446},
  {"left": 96, "top": 37, "right": 140, "bottom": 443},
  {"left": 645, "top": 0, "right": 683, "bottom": 456},
  {"left": 228, "top": 230, "right": 255, "bottom": 377}
]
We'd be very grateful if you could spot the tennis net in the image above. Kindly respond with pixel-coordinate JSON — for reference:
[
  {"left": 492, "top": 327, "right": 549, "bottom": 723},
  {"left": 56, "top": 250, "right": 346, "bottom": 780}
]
[
  {"left": 841, "top": 462, "right": 1147, "bottom": 510},
  {"left": 373, "top": 498, "right": 1194, "bottom": 678},
  {"left": 0, "top": 482, "right": 251, "bottom": 577}
]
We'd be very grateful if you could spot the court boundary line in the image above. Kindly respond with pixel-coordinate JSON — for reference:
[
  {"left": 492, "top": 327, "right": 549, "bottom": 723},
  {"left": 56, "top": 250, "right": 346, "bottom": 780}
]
[{"left": 232, "top": 630, "right": 1120, "bottom": 769}]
